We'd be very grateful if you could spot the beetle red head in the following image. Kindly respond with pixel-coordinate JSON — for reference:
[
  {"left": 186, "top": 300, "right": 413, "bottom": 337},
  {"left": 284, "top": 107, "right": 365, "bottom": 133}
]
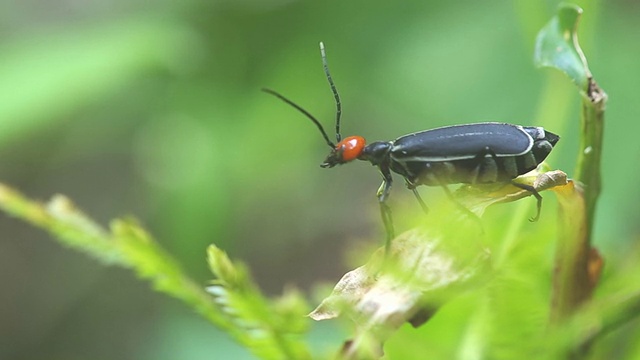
[{"left": 321, "top": 136, "right": 366, "bottom": 168}]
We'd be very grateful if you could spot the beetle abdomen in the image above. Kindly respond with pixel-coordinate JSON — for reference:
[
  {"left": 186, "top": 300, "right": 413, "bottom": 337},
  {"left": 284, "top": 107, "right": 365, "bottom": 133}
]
[{"left": 395, "top": 156, "right": 521, "bottom": 186}]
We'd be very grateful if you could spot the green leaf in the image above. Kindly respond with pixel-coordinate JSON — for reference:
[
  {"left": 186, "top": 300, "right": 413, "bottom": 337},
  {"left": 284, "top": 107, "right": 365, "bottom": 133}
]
[
  {"left": 206, "top": 245, "right": 312, "bottom": 359},
  {"left": 534, "top": 4, "right": 591, "bottom": 92}
]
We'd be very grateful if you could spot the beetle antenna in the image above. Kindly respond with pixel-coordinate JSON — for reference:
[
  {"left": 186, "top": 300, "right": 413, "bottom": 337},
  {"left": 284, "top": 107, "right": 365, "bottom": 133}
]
[
  {"left": 319, "top": 42, "right": 342, "bottom": 143},
  {"left": 261, "top": 88, "right": 336, "bottom": 149}
]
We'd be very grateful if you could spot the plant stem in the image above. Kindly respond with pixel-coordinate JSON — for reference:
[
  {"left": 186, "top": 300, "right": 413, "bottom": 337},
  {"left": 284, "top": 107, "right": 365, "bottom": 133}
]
[
  {"left": 575, "top": 77, "right": 607, "bottom": 238},
  {"left": 550, "top": 78, "right": 606, "bottom": 324}
]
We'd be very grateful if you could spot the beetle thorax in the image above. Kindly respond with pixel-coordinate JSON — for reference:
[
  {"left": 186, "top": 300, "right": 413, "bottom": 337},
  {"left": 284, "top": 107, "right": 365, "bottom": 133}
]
[{"left": 360, "top": 141, "right": 392, "bottom": 166}]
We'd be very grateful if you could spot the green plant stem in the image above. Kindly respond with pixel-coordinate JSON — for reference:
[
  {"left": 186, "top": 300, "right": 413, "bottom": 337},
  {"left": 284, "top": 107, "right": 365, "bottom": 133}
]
[
  {"left": 532, "top": 3, "right": 608, "bottom": 326},
  {"left": 574, "top": 78, "right": 606, "bottom": 238},
  {"left": 586, "top": 290, "right": 640, "bottom": 345},
  {"left": 552, "top": 87, "right": 605, "bottom": 321},
  {"left": 551, "top": 78, "right": 606, "bottom": 324},
  {"left": 552, "top": 289, "right": 640, "bottom": 358}
]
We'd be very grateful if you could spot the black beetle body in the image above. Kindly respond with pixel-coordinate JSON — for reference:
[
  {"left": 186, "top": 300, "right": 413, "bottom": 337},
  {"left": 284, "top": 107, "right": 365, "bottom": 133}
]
[
  {"left": 318, "top": 122, "right": 560, "bottom": 247},
  {"left": 359, "top": 122, "right": 559, "bottom": 187},
  {"left": 263, "top": 43, "right": 560, "bottom": 252}
]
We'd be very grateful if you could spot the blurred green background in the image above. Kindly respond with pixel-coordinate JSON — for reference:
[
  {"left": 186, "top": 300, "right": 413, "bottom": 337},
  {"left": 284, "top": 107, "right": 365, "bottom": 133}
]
[{"left": 1, "top": 0, "right": 639, "bottom": 358}]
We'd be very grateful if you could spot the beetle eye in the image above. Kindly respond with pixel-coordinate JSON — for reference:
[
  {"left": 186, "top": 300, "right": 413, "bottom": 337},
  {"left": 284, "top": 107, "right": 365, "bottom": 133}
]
[{"left": 336, "top": 136, "right": 366, "bottom": 162}]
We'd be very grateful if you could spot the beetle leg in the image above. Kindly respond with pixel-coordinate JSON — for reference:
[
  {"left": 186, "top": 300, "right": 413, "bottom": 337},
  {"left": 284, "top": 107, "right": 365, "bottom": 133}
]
[
  {"left": 412, "top": 188, "right": 429, "bottom": 214},
  {"left": 439, "top": 184, "right": 482, "bottom": 222},
  {"left": 405, "top": 178, "right": 429, "bottom": 214},
  {"left": 476, "top": 146, "right": 544, "bottom": 221},
  {"left": 510, "top": 181, "right": 543, "bottom": 222},
  {"left": 377, "top": 166, "right": 395, "bottom": 254}
]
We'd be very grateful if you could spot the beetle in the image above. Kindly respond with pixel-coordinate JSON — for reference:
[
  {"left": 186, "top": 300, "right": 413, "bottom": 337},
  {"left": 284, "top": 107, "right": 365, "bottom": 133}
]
[{"left": 263, "top": 42, "right": 560, "bottom": 251}]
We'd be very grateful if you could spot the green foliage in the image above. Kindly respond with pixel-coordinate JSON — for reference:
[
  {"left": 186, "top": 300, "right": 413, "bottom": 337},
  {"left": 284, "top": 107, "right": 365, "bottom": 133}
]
[
  {"left": 0, "top": 184, "right": 310, "bottom": 359},
  {"left": 207, "top": 246, "right": 310, "bottom": 359},
  {"left": 2, "top": 1, "right": 640, "bottom": 360},
  {"left": 534, "top": 4, "right": 591, "bottom": 92}
]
